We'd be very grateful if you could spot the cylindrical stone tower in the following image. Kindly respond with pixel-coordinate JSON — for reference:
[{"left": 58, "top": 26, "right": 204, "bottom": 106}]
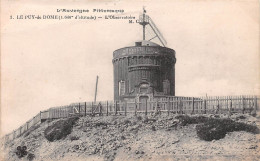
[{"left": 112, "top": 40, "right": 176, "bottom": 101}]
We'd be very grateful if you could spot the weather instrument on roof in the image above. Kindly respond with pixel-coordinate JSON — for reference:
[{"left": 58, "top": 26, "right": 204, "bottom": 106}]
[{"left": 137, "top": 7, "right": 167, "bottom": 47}]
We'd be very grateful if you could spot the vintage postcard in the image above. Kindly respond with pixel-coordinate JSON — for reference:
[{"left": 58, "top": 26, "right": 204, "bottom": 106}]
[{"left": 1, "top": 0, "right": 259, "bottom": 160}]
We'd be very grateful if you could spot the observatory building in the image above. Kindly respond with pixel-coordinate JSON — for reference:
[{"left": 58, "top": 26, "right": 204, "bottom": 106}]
[{"left": 112, "top": 9, "right": 176, "bottom": 102}]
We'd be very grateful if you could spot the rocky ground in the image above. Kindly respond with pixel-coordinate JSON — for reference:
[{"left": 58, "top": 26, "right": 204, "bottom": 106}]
[{"left": 1, "top": 113, "right": 260, "bottom": 161}]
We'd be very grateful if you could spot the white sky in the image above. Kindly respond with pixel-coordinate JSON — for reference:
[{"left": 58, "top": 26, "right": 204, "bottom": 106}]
[{"left": 1, "top": 0, "right": 259, "bottom": 136}]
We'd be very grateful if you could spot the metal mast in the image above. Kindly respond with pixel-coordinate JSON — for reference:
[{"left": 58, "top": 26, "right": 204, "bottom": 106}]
[
  {"left": 139, "top": 7, "right": 149, "bottom": 40},
  {"left": 138, "top": 7, "right": 167, "bottom": 47}
]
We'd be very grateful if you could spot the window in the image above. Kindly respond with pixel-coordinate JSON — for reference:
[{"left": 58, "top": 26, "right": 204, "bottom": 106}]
[
  {"left": 119, "top": 80, "right": 125, "bottom": 96},
  {"left": 140, "top": 83, "right": 149, "bottom": 93},
  {"left": 163, "top": 79, "right": 170, "bottom": 95}
]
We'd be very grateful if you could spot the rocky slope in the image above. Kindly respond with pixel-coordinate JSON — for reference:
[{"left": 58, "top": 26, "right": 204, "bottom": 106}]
[{"left": 1, "top": 113, "right": 260, "bottom": 161}]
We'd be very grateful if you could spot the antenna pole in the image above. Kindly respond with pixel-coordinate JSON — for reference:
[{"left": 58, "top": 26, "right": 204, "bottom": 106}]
[
  {"left": 139, "top": 7, "right": 148, "bottom": 41},
  {"left": 138, "top": 7, "right": 167, "bottom": 46},
  {"left": 143, "top": 8, "right": 145, "bottom": 40}
]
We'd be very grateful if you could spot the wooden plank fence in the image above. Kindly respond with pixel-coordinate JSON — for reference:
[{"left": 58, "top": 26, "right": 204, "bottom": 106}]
[{"left": 3, "top": 95, "right": 259, "bottom": 142}]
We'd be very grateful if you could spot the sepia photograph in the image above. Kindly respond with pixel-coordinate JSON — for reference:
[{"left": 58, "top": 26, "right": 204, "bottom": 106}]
[{"left": 1, "top": 0, "right": 259, "bottom": 160}]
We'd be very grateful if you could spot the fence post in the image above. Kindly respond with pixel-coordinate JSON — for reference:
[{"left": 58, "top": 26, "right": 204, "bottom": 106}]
[
  {"left": 191, "top": 97, "right": 194, "bottom": 115},
  {"left": 242, "top": 96, "right": 245, "bottom": 114},
  {"left": 135, "top": 99, "right": 137, "bottom": 116},
  {"left": 99, "top": 103, "right": 102, "bottom": 116},
  {"left": 125, "top": 101, "right": 127, "bottom": 116},
  {"left": 91, "top": 102, "right": 94, "bottom": 116},
  {"left": 173, "top": 97, "right": 175, "bottom": 113},
  {"left": 79, "top": 103, "right": 81, "bottom": 116},
  {"left": 176, "top": 98, "right": 179, "bottom": 114},
  {"left": 251, "top": 96, "right": 257, "bottom": 116},
  {"left": 106, "top": 101, "right": 109, "bottom": 116},
  {"left": 137, "top": 99, "right": 140, "bottom": 114},
  {"left": 204, "top": 100, "right": 207, "bottom": 114},
  {"left": 167, "top": 97, "right": 170, "bottom": 115},
  {"left": 228, "top": 99, "right": 232, "bottom": 117},
  {"left": 156, "top": 99, "right": 161, "bottom": 115},
  {"left": 145, "top": 99, "right": 148, "bottom": 116},
  {"left": 85, "top": 102, "right": 87, "bottom": 116},
  {"left": 179, "top": 99, "right": 182, "bottom": 114},
  {"left": 115, "top": 101, "right": 118, "bottom": 115},
  {"left": 40, "top": 111, "right": 42, "bottom": 122},
  {"left": 216, "top": 99, "right": 219, "bottom": 114}
]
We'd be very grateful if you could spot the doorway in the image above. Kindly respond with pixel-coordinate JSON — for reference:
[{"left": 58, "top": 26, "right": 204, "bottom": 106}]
[{"left": 139, "top": 96, "right": 149, "bottom": 111}]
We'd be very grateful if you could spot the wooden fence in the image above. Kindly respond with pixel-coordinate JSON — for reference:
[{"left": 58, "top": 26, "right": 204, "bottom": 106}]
[{"left": 3, "top": 95, "right": 259, "bottom": 142}]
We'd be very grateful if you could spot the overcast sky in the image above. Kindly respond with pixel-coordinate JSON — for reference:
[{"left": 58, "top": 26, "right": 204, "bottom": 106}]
[{"left": 1, "top": 0, "right": 259, "bottom": 136}]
